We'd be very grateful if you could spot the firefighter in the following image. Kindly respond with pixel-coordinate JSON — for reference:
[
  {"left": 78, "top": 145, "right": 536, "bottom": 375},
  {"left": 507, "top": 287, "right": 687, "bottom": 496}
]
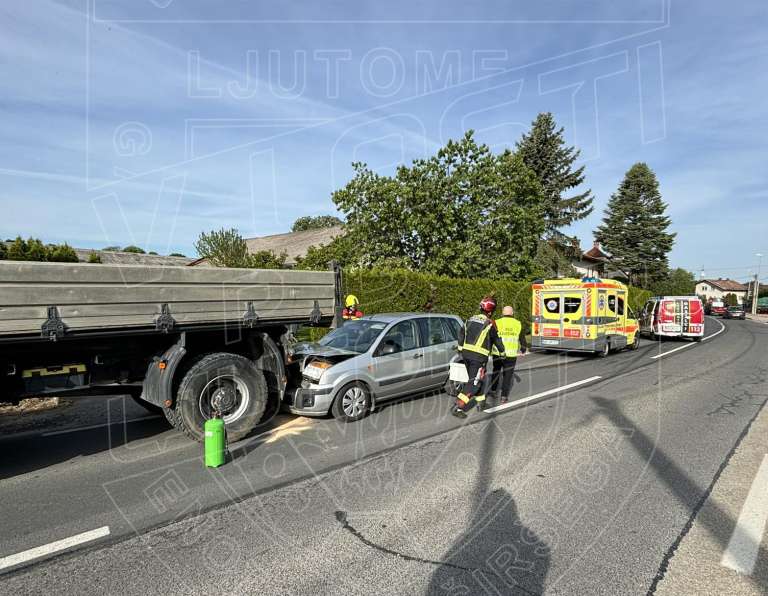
[
  {"left": 489, "top": 305, "right": 527, "bottom": 403},
  {"left": 342, "top": 294, "right": 363, "bottom": 320},
  {"left": 452, "top": 296, "right": 506, "bottom": 418}
]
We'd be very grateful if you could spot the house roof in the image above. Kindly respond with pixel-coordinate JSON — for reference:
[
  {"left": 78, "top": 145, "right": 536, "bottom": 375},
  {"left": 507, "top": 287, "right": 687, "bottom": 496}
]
[
  {"left": 697, "top": 278, "right": 748, "bottom": 292},
  {"left": 582, "top": 241, "right": 611, "bottom": 262},
  {"left": 73, "top": 248, "right": 193, "bottom": 266},
  {"left": 245, "top": 226, "right": 343, "bottom": 265}
]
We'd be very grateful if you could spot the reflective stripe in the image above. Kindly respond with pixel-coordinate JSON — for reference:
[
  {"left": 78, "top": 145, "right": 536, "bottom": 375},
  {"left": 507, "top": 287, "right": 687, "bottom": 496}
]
[
  {"left": 457, "top": 393, "right": 470, "bottom": 404},
  {"left": 462, "top": 322, "right": 492, "bottom": 356}
]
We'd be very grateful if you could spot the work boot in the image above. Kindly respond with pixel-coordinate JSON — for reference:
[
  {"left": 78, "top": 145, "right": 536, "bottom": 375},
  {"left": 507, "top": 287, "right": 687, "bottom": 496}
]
[
  {"left": 500, "top": 396, "right": 509, "bottom": 404},
  {"left": 451, "top": 406, "right": 468, "bottom": 419},
  {"left": 476, "top": 400, "right": 487, "bottom": 412}
]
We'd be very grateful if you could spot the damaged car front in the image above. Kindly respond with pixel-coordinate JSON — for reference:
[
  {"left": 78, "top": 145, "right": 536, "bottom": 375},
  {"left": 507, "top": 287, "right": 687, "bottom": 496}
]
[{"left": 284, "top": 319, "right": 388, "bottom": 416}]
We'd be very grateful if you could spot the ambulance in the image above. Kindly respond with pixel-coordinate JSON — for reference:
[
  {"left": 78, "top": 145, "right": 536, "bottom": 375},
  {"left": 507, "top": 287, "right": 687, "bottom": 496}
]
[
  {"left": 531, "top": 277, "right": 639, "bottom": 357},
  {"left": 638, "top": 296, "right": 704, "bottom": 341}
]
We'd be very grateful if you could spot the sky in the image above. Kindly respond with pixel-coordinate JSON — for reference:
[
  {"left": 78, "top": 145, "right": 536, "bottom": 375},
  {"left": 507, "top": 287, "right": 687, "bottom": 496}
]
[{"left": 1, "top": 0, "right": 766, "bottom": 281}]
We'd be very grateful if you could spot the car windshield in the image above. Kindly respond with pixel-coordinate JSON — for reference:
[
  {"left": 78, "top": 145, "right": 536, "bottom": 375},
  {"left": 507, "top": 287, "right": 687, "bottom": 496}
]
[{"left": 318, "top": 320, "right": 388, "bottom": 353}]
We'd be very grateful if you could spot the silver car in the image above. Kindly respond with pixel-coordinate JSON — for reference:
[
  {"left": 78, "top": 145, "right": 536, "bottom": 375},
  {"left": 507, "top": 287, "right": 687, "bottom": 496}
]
[{"left": 285, "top": 313, "right": 463, "bottom": 421}]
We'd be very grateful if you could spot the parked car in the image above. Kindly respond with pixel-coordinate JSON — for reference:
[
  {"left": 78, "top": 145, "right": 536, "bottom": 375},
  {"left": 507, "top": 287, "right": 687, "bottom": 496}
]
[
  {"left": 285, "top": 313, "right": 463, "bottom": 421},
  {"left": 723, "top": 305, "right": 746, "bottom": 320},
  {"left": 709, "top": 300, "right": 727, "bottom": 316}
]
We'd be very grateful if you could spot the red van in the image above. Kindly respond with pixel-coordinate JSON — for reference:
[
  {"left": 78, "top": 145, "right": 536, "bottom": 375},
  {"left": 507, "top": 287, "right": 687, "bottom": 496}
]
[{"left": 639, "top": 296, "right": 705, "bottom": 341}]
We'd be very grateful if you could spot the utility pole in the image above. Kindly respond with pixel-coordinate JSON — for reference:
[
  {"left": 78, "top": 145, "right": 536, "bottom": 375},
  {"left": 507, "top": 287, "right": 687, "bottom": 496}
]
[{"left": 753, "top": 253, "right": 763, "bottom": 315}]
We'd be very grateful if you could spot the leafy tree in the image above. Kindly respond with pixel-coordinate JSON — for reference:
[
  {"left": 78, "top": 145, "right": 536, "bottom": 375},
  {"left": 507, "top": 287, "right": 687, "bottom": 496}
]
[
  {"left": 723, "top": 292, "right": 738, "bottom": 306},
  {"left": 595, "top": 163, "right": 675, "bottom": 287},
  {"left": 87, "top": 252, "right": 102, "bottom": 264},
  {"left": 0, "top": 242, "right": 5, "bottom": 260},
  {"left": 651, "top": 268, "right": 696, "bottom": 297},
  {"left": 103, "top": 246, "right": 120, "bottom": 251},
  {"left": 295, "top": 234, "right": 357, "bottom": 270},
  {"left": 195, "top": 228, "right": 252, "bottom": 268},
  {"left": 532, "top": 237, "right": 580, "bottom": 278},
  {"left": 48, "top": 243, "right": 78, "bottom": 262},
  {"left": 122, "top": 245, "right": 145, "bottom": 254},
  {"left": 169, "top": 252, "right": 187, "bottom": 257},
  {"left": 291, "top": 215, "right": 343, "bottom": 232},
  {"left": 194, "top": 228, "right": 285, "bottom": 269},
  {"left": 148, "top": 251, "right": 158, "bottom": 255},
  {"left": 516, "top": 112, "right": 593, "bottom": 235},
  {"left": 332, "top": 131, "right": 545, "bottom": 279},
  {"left": 250, "top": 249, "right": 287, "bottom": 269}
]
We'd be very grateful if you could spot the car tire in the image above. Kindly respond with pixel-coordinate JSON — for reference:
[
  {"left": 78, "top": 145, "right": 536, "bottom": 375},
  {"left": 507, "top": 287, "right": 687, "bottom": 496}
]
[
  {"left": 332, "top": 381, "right": 371, "bottom": 422},
  {"left": 173, "top": 352, "right": 268, "bottom": 443},
  {"left": 630, "top": 335, "right": 640, "bottom": 350},
  {"left": 598, "top": 341, "right": 610, "bottom": 358},
  {"left": 444, "top": 379, "right": 462, "bottom": 398}
]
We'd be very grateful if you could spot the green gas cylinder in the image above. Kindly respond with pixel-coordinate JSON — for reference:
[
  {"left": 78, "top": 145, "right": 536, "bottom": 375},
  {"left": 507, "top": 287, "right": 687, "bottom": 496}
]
[{"left": 204, "top": 414, "right": 226, "bottom": 468}]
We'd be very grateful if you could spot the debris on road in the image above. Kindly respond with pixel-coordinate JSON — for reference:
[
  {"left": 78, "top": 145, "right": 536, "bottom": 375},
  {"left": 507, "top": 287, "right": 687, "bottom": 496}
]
[{"left": 0, "top": 397, "right": 70, "bottom": 417}]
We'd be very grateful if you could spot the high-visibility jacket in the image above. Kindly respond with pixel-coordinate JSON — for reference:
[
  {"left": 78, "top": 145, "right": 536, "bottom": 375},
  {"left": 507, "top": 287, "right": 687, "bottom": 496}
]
[
  {"left": 458, "top": 315, "right": 505, "bottom": 358},
  {"left": 493, "top": 316, "right": 523, "bottom": 357}
]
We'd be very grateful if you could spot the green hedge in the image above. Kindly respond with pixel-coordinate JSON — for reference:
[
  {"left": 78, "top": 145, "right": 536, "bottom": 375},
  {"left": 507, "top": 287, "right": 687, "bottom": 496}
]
[{"left": 343, "top": 268, "right": 652, "bottom": 327}]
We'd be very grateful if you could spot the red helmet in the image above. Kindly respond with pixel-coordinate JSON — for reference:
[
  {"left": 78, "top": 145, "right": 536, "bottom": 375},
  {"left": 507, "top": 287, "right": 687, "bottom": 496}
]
[{"left": 479, "top": 296, "right": 497, "bottom": 314}]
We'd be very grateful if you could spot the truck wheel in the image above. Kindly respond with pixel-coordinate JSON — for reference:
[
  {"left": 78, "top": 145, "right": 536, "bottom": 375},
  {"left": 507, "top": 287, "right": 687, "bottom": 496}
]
[
  {"left": 332, "top": 382, "right": 371, "bottom": 422},
  {"left": 174, "top": 353, "right": 268, "bottom": 442}
]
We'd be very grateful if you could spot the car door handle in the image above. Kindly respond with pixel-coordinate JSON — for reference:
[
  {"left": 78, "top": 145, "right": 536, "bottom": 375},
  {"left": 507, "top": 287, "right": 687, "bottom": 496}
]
[{"left": 413, "top": 353, "right": 424, "bottom": 359}]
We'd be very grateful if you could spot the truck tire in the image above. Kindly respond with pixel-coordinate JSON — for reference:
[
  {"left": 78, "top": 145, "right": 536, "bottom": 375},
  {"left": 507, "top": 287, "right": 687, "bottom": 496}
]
[{"left": 173, "top": 353, "right": 268, "bottom": 442}]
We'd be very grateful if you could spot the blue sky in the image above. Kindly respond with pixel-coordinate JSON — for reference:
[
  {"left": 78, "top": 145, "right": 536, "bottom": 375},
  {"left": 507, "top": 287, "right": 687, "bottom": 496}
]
[{"left": 1, "top": 1, "right": 766, "bottom": 281}]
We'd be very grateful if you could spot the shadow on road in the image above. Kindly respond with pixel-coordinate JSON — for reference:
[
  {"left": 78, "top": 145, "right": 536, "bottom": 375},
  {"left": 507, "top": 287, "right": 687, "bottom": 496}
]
[
  {"left": 590, "top": 395, "right": 768, "bottom": 593},
  {"left": 427, "top": 418, "right": 550, "bottom": 595}
]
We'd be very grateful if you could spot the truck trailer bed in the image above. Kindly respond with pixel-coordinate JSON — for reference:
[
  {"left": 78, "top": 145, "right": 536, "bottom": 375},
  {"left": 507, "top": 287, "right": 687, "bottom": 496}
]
[{"left": 0, "top": 261, "right": 336, "bottom": 340}]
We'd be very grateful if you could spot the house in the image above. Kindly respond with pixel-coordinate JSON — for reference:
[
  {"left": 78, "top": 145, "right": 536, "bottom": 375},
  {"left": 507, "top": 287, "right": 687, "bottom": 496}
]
[
  {"left": 571, "top": 241, "right": 608, "bottom": 277},
  {"left": 189, "top": 226, "right": 343, "bottom": 268},
  {"left": 695, "top": 279, "right": 748, "bottom": 304}
]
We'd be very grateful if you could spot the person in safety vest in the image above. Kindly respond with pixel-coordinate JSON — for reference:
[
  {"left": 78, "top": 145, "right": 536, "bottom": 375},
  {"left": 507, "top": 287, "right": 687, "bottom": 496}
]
[
  {"left": 452, "top": 296, "right": 506, "bottom": 418},
  {"left": 489, "top": 305, "right": 527, "bottom": 403},
  {"left": 342, "top": 294, "right": 363, "bottom": 321}
]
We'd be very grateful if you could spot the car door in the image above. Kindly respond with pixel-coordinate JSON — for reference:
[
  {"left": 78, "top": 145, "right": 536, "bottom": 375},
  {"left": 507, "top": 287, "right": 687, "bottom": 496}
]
[
  {"left": 370, "top": 319, "right": 427, "bottom": 399},
  {"left": 416, "top": 316, "right": 456, "bottom": 386}
]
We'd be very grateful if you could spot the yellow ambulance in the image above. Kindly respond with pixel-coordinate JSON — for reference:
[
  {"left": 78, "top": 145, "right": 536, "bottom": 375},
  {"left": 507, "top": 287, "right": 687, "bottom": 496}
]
[{"left": 531, "top": 277, "right": 639, "bottom": 357}]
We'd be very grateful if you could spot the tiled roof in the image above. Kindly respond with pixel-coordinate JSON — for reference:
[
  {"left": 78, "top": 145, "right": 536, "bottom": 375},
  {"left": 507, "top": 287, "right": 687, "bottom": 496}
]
[
  {"left": 698, "top": 278, "right": 748, "bottom": 292},
  {"left": 73, "top": 248, "right": 193, "bottom": 267}
]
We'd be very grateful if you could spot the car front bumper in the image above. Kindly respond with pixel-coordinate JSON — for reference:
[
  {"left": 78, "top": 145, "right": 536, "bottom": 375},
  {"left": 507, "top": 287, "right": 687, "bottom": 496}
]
[{"left": 285, "top": 382, "right": 336, "bottom": 416}]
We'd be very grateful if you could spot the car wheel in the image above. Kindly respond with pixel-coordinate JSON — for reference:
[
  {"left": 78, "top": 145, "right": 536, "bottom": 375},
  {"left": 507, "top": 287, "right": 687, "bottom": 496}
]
[
  {"left": 173, "top": 353, "right": 267, "bottom": 443},
  {"left": 332, "top": 382, "right": 371, "bottom": 422},
  {"left": 598, "top": 341, "right": 610, "bottom": 358},
  {"left": 444, "top": 379, "right": 462, "bottom": 397}
]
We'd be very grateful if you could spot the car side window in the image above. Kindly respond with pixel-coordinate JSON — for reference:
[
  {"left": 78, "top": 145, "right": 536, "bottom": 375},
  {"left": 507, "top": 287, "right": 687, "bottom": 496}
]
[
  {"left": 379, "top": 320, "right": 419, "bottom": 354},
  {"left": 417, "top": 317, "right": 450, "bottom": 346},
  {"left": 617, "top": 296, "right": 625, "bottom": 315},
  {"left": 607, "top": 295, "right": 616, "bottom": 313},
  {"left": 441, "top": 317, "right": 461, "bottom": 341}
]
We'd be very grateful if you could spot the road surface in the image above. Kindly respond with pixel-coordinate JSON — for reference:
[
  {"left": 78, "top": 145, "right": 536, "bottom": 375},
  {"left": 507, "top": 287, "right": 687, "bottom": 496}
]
[{"left": 1, "top": 316, "right": 766, "bottom": 594}]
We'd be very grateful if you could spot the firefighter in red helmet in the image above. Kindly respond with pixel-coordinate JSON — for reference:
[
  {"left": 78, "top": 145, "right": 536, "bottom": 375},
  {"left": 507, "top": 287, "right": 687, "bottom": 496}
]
[{"left": 452, "top": 295, "right": 506, "bottom": 418}]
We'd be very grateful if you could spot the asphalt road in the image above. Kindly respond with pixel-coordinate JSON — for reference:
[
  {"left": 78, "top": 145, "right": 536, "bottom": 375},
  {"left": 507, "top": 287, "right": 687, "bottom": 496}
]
[{"left": 1, "top": 316, "right": 766, "bottom": 595}]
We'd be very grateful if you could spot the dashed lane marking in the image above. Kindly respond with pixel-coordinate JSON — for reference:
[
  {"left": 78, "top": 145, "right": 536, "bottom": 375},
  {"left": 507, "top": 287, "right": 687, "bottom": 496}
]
[
  {"left": 721, "top": 454, "right": 768, "bottom": 575},
  {"left": 484, "top": 376, "right": 602, "bottom": 414},
  {"left": 0, "top": 526, "right": 111, "bottom": 572}
]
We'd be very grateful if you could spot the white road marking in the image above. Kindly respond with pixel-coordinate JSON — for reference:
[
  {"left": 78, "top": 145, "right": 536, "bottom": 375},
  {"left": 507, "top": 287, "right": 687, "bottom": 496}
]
[
  {"left": 701, "top": 316, "right": 726, "bottom": 342},
  {"left": 650, "top": 343, "right": 695, "bottom": 360},
  {"left": 484, "top": 376, "right": 602, "bottom": 414},
  {"left": 721, "top": 455, "right": 768, "bottom": 575},
  {"left": 42, "top": 414, "right": 162, "bottom": 437},
  {"left": 0, "top": 526, "right": 110, "bottom": 571}
]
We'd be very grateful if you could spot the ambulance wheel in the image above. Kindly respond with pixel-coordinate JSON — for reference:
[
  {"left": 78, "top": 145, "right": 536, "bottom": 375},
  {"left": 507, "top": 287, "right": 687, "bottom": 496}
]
[
  {"left": 630, "top": 336, "right": 640, "bottom": 350},
  {"left": 173, "top": 353, "right": 268, "bottom": 443},
  {"left": 598, "top": 342, "right": 610, "bottom": 358},
  {"left": 332, "top": 381, "right": 371, "bottom": 422}
]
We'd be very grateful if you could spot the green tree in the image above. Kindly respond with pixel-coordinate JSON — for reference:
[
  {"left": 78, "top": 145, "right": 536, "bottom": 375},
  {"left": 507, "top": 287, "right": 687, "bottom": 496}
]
[
  {"left": 87, "top": 252, "right": 102, "bottom": 263},
  {"left": 651, "top": 268, "right": 696, "bottom": 297},
  {"left": 594, "top": 163, "right": 675, "bottom": 287},
  {"left": 47, "top": 243, "right": 78, "bottom": 262},
  {"left": 291, "top": 215, "right": 343, "bottom": 232},
  {"left": 295, "top": 234, "right": 358, "bottom": 270},
  {"left": 250, "top": 249, "right": 287, "bottom": 269},
  {"left": 0, "top": 241, "right": 6, "bottom": 260},
  {"left": 332, "top": 131, "right": 545, "bottom": 279},
  {"left": 169, "top": 252, "right": 186, "bottom": 258},
  {"left": 103, "top": 246, "right": 120, "bottom": 251},
  {"left": 532, "top": 238, "right": 579, "bottom": 278},
  {"left": 516, "top": 112, "right": 593, "bottom": 235},
  {"left": 723, "top": 292, "right": 738, "bottom": 306},
  {"left": 195, "top": 228, "right": 251, "bottom": 268},
  {"left": 122, "top": 245, "right": 145, "bottom": 254}
]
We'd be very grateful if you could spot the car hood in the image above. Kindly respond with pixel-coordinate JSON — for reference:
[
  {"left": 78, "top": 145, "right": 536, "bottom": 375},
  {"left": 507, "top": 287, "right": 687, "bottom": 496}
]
[{"left": 290, "top": 342, "right": 362, "bottom": 360}]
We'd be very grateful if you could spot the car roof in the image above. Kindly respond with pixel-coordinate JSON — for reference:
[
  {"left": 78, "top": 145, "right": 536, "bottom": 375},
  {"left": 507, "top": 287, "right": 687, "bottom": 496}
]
[{"left": 362, "top": 312, "right": 460, "bottom": 323}]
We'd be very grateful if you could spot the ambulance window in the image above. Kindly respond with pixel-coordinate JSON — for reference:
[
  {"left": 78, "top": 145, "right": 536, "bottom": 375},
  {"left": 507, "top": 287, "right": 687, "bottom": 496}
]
[
  {"left": 544, "top": 298, "right": 560, "bottom": 313},
  {"left": 563, "top": 297, "right": 582, "bottom": 313},
  {"left": 617, "top": 297, "right": 625, "bottom": 315},
  {"left": 607, "top": 295, "right": 616, "bottom": 313}
]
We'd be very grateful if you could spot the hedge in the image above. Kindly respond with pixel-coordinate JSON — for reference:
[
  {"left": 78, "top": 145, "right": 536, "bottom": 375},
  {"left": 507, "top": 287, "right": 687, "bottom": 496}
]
[{"left": 342, "top": 268, "right": 652, "bottom": 329}]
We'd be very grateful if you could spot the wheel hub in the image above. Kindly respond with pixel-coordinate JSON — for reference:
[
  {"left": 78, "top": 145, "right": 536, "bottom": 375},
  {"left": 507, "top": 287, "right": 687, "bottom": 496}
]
[{"left": 211, "top": 385, "right": 237, "bottom": 413}]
